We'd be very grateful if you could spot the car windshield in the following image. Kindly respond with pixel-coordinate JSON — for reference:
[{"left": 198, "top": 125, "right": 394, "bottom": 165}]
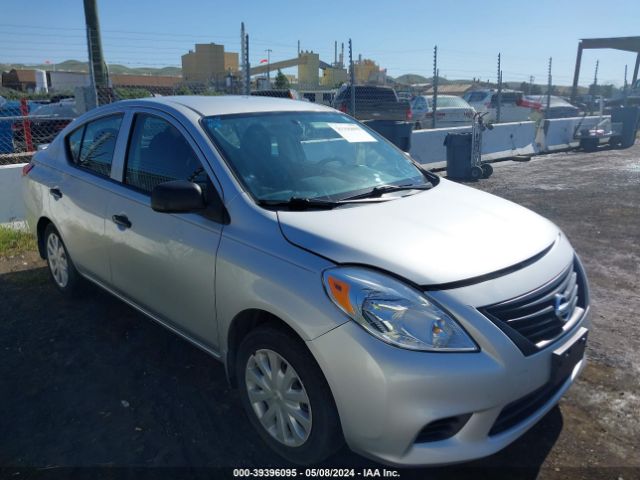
[
  {"left": 464, "top": 92, "right": 488, "bottom": 103},
  {"left": 202, "top": 111, "right": 428, "bottom": 203}
]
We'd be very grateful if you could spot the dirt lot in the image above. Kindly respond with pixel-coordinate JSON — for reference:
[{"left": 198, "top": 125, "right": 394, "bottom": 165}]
[{"left": 0, "top": 144, "right": 638, "bottom": 480}]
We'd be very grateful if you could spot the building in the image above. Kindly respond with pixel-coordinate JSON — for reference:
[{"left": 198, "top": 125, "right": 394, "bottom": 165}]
[
  {"left": 1, "top": 69, "right": 37, "bottom": 91},
  {"left": 423, "top": 83, "right": 475, "bottom": 96},
  {"left": 354, "top": 59, "right": 382, "bottom": 84},
  {"left": 321, "top": 66, "right": 348, "bottom": 88},
  {"left": 297, "top": 51, "right": 320, "bottom": 87},
  {"left": 182, "top": 43, "right": 239, "bottom": 85},
  {"left": 48, "top": 71, "right": 91, "bottom": 92},
  {"left": 224, "top": 52, "right": 239, "bottom": 74},
  {"left": 110, "top": 74, "right": 182, "bottom": 94}
]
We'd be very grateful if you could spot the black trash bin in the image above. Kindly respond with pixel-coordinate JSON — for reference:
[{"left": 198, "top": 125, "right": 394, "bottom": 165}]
[
  {"left": 362, "top": 120, "right": 412, "bottom": 152},
  {"left": 611, "top": 106, "right": 640, "bottom": 148},
  {"left": 444, "top": 132, "right": 473, "bottom": 180}
]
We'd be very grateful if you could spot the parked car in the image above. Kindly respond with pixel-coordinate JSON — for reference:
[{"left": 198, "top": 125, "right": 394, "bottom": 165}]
[
  {"left": 250, "top": 89, "right": 301, "bottom": 100},
  {"left": 0, "top": 99, "right": 44, "bottom": 154},
  {"left": 463, "top": 89, "right": 530, "bottom": 123},
  {"left": 411, "top": 95, "right": 475, "bottom": 129},
  {"left": 524, "top": 95, "right": 580, "bottom": 119},
  {"left": 23, "top": 96, "right": 590, "bottom": 467},
  {"left": 12, "top": 99, "right": 78, "bottom": 151},
  {"left": 331, "top": 85, "right": 412, "bottom": 121}
]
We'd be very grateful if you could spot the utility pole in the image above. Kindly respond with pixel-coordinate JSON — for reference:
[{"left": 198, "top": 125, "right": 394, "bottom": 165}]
[
  {"left": 529, "top": 75, "right": 534, "bottom": 95},
  {"left": 432, "top": 45, "right": 438, "bottom": 129},
  {"left": 592, "top": 59, "right": 599, "bottom": 96},
  {"left": 83, "top": 0, "right": 109, "bottom": 104},
  {"left": 265, "top": 48, "right": 272, "bottom": 86},
  {"left": 624, "top": 64, "right": 628, "bottom": 90}
]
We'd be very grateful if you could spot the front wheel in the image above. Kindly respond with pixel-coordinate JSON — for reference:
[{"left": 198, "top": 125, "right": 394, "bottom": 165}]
[{"left": 236, "top": 326, "right": 343, "bottom": 464}]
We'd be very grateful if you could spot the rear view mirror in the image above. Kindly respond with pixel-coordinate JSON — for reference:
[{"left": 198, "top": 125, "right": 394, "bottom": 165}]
[{"left": 151, "top": 180, "right": 205, "bottom": 213}]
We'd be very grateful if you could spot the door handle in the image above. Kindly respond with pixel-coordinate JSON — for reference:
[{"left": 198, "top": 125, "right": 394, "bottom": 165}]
[
  {"left": 112, "top": 214, "right": 132, "bottom": 229},
  {"left": 49, "top": 187, "right": 63, "bottom": 199}
]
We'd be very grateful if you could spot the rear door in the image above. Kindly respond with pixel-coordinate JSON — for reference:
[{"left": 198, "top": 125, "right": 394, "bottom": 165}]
[
  {"left": 105, "top": 110, "right": 224, "bottom": 350},
  {"left": 48, "top": 113, "right": 124, "bottom": 284}
]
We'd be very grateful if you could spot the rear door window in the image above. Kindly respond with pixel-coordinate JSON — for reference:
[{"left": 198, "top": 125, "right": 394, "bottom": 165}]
[{"left": 66, "top": 114, "right": 123, "bottom": 177}]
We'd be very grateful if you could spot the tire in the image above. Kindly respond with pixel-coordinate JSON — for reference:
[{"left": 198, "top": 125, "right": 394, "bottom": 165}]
[
  {"left": 580, "top": 138, "right": 599, "bottom": 152},
  {"left": 481, "top": 163, "right": 494, "bottom": 179},
  {"left": 470, "top": 165, "right": 484, "bottom": 180},
  {"left": 44, "top": 224, "right": 83, "bottom": 296},
  {"left": 236, "top": 325, "right": 343, "bottom": 465}
]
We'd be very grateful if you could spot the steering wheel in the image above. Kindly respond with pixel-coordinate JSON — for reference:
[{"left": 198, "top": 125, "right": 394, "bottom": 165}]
[{"left": 318, "top": 156, "right": 349, "bottom": 167}]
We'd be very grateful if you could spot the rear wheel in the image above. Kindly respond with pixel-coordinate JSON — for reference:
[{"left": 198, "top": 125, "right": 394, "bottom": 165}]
[
  {"left": 44, "top": 224, "right": 83, "bottom": 295},
  {"left": 236, "top": 325, "right": 343, "bottom": 464}
]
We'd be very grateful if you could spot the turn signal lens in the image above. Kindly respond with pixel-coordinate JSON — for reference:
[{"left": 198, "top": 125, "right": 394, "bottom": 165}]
[{"left": 326, "top": 275, "right": 354, "bottom": 315}]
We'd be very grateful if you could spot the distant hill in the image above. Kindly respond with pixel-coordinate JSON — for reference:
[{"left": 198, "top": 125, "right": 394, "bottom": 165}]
[
  {"left": 393, "top": 74, "right": 475, "bottom": 86},
  {"left": 0, "top": 60, "right": 182, "bottom": 77},
  {"left": 394, "top": 74, "right": 430, "bottom": 85}
]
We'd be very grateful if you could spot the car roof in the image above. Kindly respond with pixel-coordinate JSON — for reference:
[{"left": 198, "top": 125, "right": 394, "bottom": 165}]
[{"left": 128, "top": 95, "right": 333, "bottom": 116}]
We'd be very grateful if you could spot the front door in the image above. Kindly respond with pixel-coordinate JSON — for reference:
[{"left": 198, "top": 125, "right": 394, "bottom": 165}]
[{"left": 105, "top": 111, "right": 224, "bottom": 350}]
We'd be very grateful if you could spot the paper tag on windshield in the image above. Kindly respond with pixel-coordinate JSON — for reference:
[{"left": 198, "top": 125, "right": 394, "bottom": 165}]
[{"left": 327, "top": 123, "right": 377, "bottom": 143}]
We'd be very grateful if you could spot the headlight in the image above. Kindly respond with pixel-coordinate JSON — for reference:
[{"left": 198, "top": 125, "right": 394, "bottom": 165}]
[{"left": 322, "top": 267, "right": 478, "bottom": 352}]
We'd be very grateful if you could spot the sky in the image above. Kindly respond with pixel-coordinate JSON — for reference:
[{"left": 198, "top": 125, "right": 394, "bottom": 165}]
[{"left": 1, "top": 0, "right": 639, "bottom": 87}]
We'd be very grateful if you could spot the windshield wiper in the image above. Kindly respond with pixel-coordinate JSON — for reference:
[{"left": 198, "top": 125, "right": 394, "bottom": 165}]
[
  {"left": 341, "top": 183, "right": 432, "bottom": 201},
  {"left": 257, "top": 197, "right": 343, "bottom": 211}
]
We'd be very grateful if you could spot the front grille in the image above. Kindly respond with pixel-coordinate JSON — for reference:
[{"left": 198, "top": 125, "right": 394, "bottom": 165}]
[
  {"left": 414, "top": 414, "right": 471, "bottom": 443},
  {"left": 489, "top": 376, "right": 567, "bottom": 436},
  {"left": 480, "top": 258, "right": 586, "bottom": 355}
]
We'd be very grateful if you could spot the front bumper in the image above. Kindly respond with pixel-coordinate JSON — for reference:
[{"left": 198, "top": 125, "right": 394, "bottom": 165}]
[{"left": 308, "top": 310, "right": 589, "bottom": 467}]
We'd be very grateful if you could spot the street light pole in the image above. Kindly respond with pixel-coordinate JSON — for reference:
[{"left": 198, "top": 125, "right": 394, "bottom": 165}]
[{"left": 265, "top": 48, "right": 272, "bottom": 86}]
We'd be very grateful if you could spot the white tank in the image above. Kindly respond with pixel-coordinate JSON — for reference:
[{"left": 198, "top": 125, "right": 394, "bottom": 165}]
[{"left": 34, "top": 69, "right": 48, "bottom": 93}]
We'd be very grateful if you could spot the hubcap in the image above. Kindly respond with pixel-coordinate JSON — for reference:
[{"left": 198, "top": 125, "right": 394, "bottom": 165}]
[
  {"left": 245, "top": 349, "right": 312, "bottom": 447},
  {"left": 46, "top": 233, "right": 69, "bottom": 288}
]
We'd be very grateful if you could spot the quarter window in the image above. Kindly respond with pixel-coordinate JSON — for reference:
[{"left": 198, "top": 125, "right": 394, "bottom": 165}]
[
  {"left": 66, "top": 114, "right": 123, "bottom": 177},
  {"left": 124, "top": 114, "right": 206, "bottom": 193}
]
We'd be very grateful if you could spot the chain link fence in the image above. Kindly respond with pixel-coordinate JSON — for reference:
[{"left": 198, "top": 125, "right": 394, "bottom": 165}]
[{"left": 0, "top": 59, "right": 585, "bottom": 164}]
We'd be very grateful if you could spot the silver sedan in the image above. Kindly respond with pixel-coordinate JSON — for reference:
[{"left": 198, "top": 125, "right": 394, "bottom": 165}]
[{"left": 22, "top": 96, "right": 590, "bottom": 466}]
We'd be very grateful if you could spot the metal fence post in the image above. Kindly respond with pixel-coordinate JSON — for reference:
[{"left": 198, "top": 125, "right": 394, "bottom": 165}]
[
  {"left": 245, "top": 34, "right": 251, "bottom": 95},
  {"left": 431, "top": 45, "right": 438, "bottom": 129},
  {"left": 546, "top": 57, "right": 552, "bottom": 116},
  {"left": 496, "top": 53, "right": 502, "bottom": 124},
  {"left": 349, "top": 39, "right": 355, "bottom": 117},
  {"left": 19, "top": 98, "right": 34, "bottom": 152}
]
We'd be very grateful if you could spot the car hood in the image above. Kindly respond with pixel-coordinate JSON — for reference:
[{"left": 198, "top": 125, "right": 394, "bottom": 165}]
[{"left": 277, "top": 179, "right": 559, "bottom": 286}]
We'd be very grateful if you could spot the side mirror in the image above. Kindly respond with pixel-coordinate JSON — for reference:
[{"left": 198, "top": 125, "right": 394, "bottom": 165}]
[{"left": 151, "top": 180, "right": 206, "bottom": 213}]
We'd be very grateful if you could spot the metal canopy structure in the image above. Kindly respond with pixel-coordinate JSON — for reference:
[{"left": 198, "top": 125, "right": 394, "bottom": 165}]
[{"left": 570, "top": 36, "right": 640, "bottom": 101}]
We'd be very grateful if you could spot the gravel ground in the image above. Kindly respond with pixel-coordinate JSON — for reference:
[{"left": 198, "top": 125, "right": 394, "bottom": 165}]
[{"left": 0, "top": 144, "right": 638, "bottom": 480}]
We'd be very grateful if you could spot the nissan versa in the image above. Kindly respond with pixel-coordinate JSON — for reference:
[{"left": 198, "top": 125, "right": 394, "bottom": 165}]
[{"left": 22, "top": 96, "right": 590, "bottom": 466}]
